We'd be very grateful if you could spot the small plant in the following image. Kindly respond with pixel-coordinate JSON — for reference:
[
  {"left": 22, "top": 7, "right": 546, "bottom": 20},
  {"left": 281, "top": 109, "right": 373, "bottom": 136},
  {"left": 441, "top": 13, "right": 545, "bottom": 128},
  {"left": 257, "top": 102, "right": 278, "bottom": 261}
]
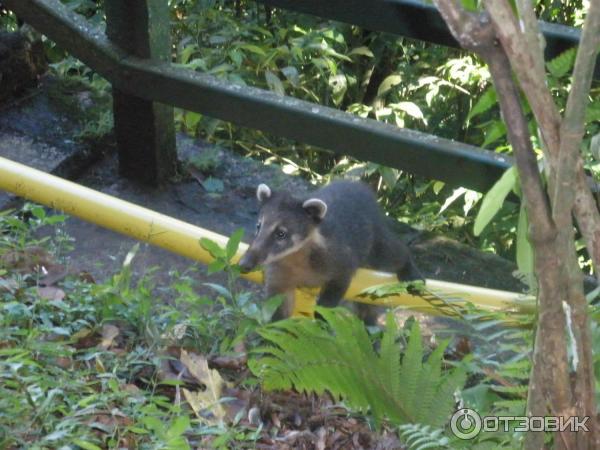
[
  {"left": 249, "top": 307, "right": 467, "bottom": 427},
  {"left": 189, "top": 147, "right": 221, "bottom": 174},
  {"left": 0, "top": 204, "right": 69, "bottom": 254},
  {"left": 199, "top": 230, "right": 282, "bottom": 352}
]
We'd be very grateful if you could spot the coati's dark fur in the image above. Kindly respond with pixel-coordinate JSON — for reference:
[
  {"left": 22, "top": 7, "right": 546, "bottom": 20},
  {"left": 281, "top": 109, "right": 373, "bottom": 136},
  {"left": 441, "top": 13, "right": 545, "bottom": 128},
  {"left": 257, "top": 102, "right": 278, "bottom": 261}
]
[{"left": 239, "top": 180, "right": 422, "bottom": 323}]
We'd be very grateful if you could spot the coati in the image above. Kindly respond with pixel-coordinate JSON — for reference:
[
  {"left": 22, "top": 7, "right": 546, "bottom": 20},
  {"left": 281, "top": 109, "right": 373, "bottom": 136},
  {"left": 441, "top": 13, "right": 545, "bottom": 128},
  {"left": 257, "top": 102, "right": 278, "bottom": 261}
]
[{"left": 238, "top": 180, "right": 422, "bottom": 323}]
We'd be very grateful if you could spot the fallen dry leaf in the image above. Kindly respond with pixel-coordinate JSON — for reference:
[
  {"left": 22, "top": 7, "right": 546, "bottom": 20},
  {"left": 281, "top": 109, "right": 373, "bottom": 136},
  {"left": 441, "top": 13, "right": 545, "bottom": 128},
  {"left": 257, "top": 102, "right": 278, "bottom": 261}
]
[
  {"left": 99, "top": 324, "right": 120, "bottom": 350},
  {"left": 180, "top": 349, "right": 212, "bottom": 384},
  {"left": 180, "top": 349, "right": 228, "bottom": 424}
]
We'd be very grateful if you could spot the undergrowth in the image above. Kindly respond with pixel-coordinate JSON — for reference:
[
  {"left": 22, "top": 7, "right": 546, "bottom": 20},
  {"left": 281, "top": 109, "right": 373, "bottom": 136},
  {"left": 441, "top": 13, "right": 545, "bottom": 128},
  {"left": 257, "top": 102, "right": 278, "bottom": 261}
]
[{"left": 1, "top": 205, "right": 597, "bottom": 448}]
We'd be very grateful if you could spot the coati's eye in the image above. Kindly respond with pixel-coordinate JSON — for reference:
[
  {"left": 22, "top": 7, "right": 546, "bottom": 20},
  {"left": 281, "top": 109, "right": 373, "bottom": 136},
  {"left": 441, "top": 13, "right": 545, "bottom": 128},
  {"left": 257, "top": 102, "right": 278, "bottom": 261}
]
[{"left": 275, "top": 229, "right": 287, "bottom": 240}]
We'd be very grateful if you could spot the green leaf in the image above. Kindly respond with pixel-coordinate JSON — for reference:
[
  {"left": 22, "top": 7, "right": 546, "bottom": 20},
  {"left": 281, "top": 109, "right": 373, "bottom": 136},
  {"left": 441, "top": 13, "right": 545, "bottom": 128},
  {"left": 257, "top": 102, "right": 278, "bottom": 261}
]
[
  {"left": 281, "top": 66, "right": 299, "bottom": 86},
  {"left": 265, "top": 70, "right": 285, "bottom": 96},
  {"left": 467, "top": 86, "right": 497, "bottom": 121},
  {"left": 201, "top": 177, "right": 224, "bottom": 193},
  {"left": 262, "top": 295, "right": 284, "bottom": 322},
  {"left": 179, "top": 44, "right": 198, "bottom": 64},
  {"left": 474, "top": 166, "right": 516, "bottom": 236},
  {"left": 460, "top": 0, "right": 478, "bottom": 11},
  {"left": 183, "top": 111, "right": 202, "bottom": 131},
  {"left": 586, "top": 103, "right": 600, "bottom": 123},
  {"left": 329, "top": 73, "right": 347, "bottom": 106},
  {"left": 391, "top": 102, "right": 426, "bottom": 124},
  {"left": 546, "top": 47, "right": 576, "bottom": 78},
  {"left": 203, "top": 282, "right": 232, "bottom": 299},
  {"left": 141, "top": 415, "right": 165, "bottom": 434},
  {"left": 237, "top": 43, "right": 267, "bottom": 56},
  {"left": 72, "top": 439, "right": 102, "bottom": 450},
  {"left": 377, "top": 74, "right": 402, "bottom": 97},
  {"left": 166, "top": 415, "right": 189, "bottom": 438},
  {"left": 207, "top": 259, "right": 227, "bottom": 274},
  {"left": 226, "top": 228, "right": 244, "bottom": 260},
  {"left": 30, "top": 206, "right": 46, "bottom": 220},
  {"left": 348, "top": 46, "right": 374, "bottom": 58},
  {"left": 516, "top": 203, "right": 534, "bottom": 275},
  {"left": 200, "top": 238, "right": 226, "bottom": 259},
  {"left": 482, "top": 120, "right": 507, "bottom": 147},
  {"left": 229, "top": 49, "right": 243, "bottom": 67},
  {"left": 45, "top": 214, "right": 67, "bottom": 225}
]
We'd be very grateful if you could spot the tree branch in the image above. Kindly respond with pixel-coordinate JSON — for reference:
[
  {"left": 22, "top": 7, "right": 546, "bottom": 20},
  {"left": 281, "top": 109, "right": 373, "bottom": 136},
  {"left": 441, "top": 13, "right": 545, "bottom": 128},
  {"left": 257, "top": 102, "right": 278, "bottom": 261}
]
[
  {"left": 484, "top": 0, "right": 561, "bottom": 157},
  {"left": 563, "top": 2, "right": 600, "bottom": 274},
  {"left": 515, "top": 0, "right": 548, "bottom": 89}
]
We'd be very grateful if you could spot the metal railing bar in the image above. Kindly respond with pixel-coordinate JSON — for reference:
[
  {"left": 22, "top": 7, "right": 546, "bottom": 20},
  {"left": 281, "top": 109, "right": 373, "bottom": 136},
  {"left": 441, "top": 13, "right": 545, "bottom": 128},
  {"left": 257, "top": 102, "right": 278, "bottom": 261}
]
[{"left": 5, "top": 0, "right": 513, "bottom": 193}]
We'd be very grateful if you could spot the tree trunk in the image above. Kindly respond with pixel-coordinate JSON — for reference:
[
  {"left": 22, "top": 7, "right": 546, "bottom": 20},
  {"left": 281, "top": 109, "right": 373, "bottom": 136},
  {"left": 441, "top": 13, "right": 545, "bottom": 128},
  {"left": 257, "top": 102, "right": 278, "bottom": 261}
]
[{"left": 433, "top": 1, "right": 599, "bottom": 448}]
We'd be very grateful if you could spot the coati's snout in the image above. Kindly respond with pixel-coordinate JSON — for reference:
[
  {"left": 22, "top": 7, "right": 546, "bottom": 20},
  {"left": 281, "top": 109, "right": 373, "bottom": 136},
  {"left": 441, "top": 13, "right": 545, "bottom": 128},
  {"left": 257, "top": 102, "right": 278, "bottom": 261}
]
[
  {"left": 238, "top": 251, "right": 259, "bottom": 273},
  {"left": 238, "top": 183, "right": 327, "bottom": 272}
]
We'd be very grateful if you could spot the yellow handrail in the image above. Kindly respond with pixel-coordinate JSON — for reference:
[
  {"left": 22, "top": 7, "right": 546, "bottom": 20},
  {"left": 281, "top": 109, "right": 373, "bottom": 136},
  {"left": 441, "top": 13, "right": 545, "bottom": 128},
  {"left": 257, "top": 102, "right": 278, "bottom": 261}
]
[{"left": 0, "top": 156, "right": 535, "bottom": 317}]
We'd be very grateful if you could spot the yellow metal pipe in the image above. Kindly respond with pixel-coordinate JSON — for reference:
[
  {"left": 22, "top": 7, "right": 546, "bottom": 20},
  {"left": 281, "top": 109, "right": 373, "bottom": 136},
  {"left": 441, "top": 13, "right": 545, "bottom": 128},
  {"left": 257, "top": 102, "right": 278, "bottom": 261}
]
[{"left": 0, "top": 156, "right": 535, "bottom": 316}]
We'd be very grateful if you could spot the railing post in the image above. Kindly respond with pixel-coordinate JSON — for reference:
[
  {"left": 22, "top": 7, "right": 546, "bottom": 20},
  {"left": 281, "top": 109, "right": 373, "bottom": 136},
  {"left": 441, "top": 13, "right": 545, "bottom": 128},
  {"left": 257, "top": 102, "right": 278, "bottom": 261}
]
[{"left": 105, "top": 0, "right": 176, "bottom": 186}]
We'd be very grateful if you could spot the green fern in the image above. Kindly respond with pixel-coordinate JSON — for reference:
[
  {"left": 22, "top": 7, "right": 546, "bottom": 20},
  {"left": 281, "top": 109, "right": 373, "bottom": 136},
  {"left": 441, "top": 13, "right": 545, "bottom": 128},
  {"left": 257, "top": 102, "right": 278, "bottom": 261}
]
[
  {"left": 249, "top": 307, "right": 467, "bottom": 427},
  {"left": 546, "top": 47, "right": 576, "bottom": 78},
  {"left": 398, "top": 423, "right": 450, "bottom": 450}
]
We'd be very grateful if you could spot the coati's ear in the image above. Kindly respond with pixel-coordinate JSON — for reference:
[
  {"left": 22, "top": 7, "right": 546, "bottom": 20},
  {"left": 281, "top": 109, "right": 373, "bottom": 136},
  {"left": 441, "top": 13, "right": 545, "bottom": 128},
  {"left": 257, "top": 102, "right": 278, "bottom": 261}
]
[
  {"left": 256, "top": 184, "right": 272, "bottom": 203},
  {"left": 302, "top": 198, "right": 327, "bottom": 221}
]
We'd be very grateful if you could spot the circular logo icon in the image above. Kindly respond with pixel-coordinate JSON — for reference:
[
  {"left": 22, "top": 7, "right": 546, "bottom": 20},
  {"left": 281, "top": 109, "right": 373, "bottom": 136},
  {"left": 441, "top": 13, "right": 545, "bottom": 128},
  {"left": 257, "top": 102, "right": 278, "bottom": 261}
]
[{"left": 450, "top": 408, "right": 482, "bottom": 440}]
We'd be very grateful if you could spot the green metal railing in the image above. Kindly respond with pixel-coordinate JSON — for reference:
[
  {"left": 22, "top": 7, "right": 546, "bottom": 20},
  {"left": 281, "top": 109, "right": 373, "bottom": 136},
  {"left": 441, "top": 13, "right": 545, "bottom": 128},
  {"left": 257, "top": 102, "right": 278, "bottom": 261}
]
[{"left": 4, "top": 0, "right": 593, "bottom": 189}]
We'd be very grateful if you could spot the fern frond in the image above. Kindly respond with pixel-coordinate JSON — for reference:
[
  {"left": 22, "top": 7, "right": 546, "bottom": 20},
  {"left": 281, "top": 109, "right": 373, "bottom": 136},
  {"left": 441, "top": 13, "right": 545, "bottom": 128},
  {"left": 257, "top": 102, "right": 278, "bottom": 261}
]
[
  {"left": 413, "top": 340, "right": 447, "bottom": 425},
  {"left": 379, "top": 313, "right": 402, "bottom": 402},
  {"left": 493, "top": 399, "right": 527, "bottom": 415},
  {"left": 398, "top": 423, "right": 451, "bottom": 450},
  {"left": 249, "top": 308, "right": 466, "bottom": 427},
  {"left": 546, "top": 47, "right": 576, "bottom": 78},
  {"left": 490, "top": 385, "right": 528, "bottom": 396},
  {"left": 398, "top": 320, "right": 423, "bottom": 417}
]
